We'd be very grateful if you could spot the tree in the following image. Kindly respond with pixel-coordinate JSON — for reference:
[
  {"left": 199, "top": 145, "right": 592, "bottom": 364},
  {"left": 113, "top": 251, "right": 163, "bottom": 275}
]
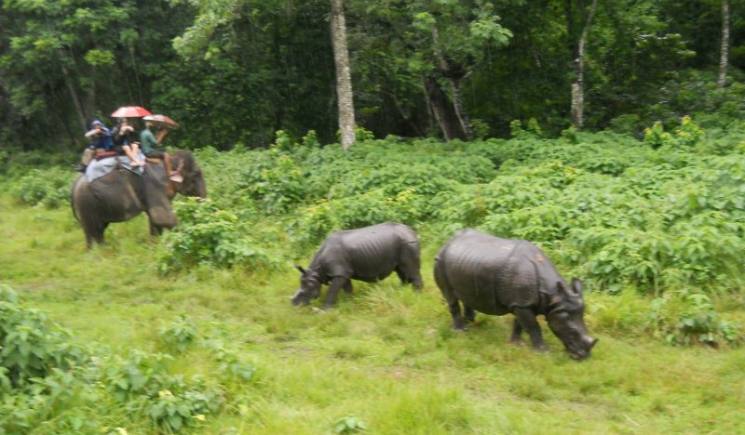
[
  {"left": 568, "top": 0, "right": 599, "bottom": 129},
  {"left": 718, "top": 0, "right": 731, "bottom": 88},
  {"left": 351, "top": 0, "right": 511, "bottom": 140},
  {"left": 330, "top": 0, "right": 356, "bottom": 149}
]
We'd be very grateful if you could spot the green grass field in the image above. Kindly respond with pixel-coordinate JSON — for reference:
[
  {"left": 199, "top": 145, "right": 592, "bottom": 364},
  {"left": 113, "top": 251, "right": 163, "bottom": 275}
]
[{"left": 2, "top": 195, "right": 744, "bottom": 434}]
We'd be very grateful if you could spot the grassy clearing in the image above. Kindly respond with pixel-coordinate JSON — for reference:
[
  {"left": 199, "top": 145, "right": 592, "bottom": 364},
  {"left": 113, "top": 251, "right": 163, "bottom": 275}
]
[{"left": 1, "top": 196, "right": 744, "bottom": 434}]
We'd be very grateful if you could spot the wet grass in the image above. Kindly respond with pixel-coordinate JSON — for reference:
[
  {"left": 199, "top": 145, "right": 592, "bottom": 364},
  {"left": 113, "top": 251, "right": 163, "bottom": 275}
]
[{"left": 1, "top": 196, "right": 744, "bottom": 434}]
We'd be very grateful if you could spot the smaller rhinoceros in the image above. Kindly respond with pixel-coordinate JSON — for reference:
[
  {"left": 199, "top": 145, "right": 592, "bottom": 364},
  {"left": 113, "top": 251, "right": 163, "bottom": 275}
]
[
  {"left": 434, "top": 229, "right": 597, "bottom": 360},
  {"left": 292, "top": 222, "right": 423, "bottom": 308}
]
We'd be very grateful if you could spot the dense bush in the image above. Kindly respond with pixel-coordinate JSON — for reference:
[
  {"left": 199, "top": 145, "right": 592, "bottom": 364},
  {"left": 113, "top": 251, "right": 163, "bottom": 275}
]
[
  {"left": 159, "top": 198, "right": 279, "bottom": 272},
  {"left": 0, "top": 285, "right": 85, "bottom": 389},
  {"left": 648, "top": 291, "right": 741, "bottom": 347},
  {"left": 0, "top": 285, "right": 228, "bottom": 433},
  {"left": 9, "top": 168, "right": 75, "bottom": 208},
  {"left": 188, "top": 126, "right": 745, "bottom": 304}
]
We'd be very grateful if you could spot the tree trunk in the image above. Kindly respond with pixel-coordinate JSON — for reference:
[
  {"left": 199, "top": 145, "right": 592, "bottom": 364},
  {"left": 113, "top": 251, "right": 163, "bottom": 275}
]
[
  {"left": 424, "top": 76, "right": 465, "bottom": 141},
  {"left": 330, "top": 0, "right": 356, "bottom": 150},
  {"left": 718, "top": 0, "right": 730, "bottom": 88},
  {"left": 449, "top": 78, "right": 473, "bottom": 140},
  {"left": 570, "top": 0, "right": 598, "bottom": 129},
  {"left": 58, "top": 52, "right": 88, "bottom": 133},
  {"left": 431, "top": 26, "right": 472, "bottom": 140}
]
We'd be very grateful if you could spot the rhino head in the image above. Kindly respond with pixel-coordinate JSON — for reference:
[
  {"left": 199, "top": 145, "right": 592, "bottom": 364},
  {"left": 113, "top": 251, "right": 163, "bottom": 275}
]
[
  {"left": 291, "top": 265, "right": 322, "bottom": 306},
  {"left": 546, "top": 278, "right": 598, "bottom": 360}
]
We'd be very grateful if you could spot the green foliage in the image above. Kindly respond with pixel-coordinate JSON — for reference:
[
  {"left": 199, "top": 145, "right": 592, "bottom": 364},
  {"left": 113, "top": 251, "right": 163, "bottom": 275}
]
[
  {"left": 0, "top": 285, "right": 84, "bottom": 389},
  {"left": 159, "top": 198, "right": 276, "bottom": 272},
  {"left": 0, "top": 284, "right": 226, "bottom": 433},
  {"left": 644, "top": 116, "right": 705, "bottom": 149},
  {"left": 648, "top": 291, "right": 742, "bottom": 347},
  {"left": 10, "top": 168, "right": 74, "bottom": 208},
  {"left": 335, "top": 416, "right": 367, "bottom": 434},
  {"left": 185, "top": 129, "right": 745, "bottom": 307},
  {"left": 103, "top": 352, "right": 222, "bottom": 432},
  {"left": 643, "top": 121, "right": 674, "bottom": 148},
  {"left": 159, "top": 316, "right": 198, "bottom": 353},
  {"left": 203, "top": 339, "right": 256, "bottom": 382}
]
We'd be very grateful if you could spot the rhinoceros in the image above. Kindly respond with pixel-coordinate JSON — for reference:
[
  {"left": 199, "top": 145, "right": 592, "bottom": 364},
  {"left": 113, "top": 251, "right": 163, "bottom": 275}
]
[
  {"left": 434, "top": 229, "right": 597, "bottom": 360},
  {"left": 292, "top": 222, "right": 423, "bottom": 308}
]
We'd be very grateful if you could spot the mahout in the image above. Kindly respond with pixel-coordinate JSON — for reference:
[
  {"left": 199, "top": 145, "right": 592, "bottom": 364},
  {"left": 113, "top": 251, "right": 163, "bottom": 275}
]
[
  {"left": 434, "top": 229, "right": 597, "bottom": 360},
  {"left": 71, "top": 150, "right": 206, "bottom": 248},
  {"left": 291, "top": 222, "right": 423, "bottom": 308}
]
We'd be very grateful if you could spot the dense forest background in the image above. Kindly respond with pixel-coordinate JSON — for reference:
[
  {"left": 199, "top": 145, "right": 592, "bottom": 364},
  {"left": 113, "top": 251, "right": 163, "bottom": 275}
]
[{"left": 1, "top": 0, "right": 745, "bottom": 150}]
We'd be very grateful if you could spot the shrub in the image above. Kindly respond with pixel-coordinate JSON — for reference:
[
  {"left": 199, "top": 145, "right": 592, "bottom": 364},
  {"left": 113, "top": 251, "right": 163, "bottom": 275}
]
[
  {"left": 0, "top": 285, "right": 85, "bottom": 388},
  {"left": 159, "top": 316, "right": 198, "bottom": 353},
  {"left": 335, "top": 416, "right": 367, "bottom": 434},
  {"left": 102, "top": 352, "right": 223, "bottom": 432},
  {"left": 159, "top": 198, "right": 276, "bottom": 272},
  {"left": 648, "top": 291, "right": 742, "bottom": 347},
  {"left": 10, "top": 168, "right": 75, "bottom": 208},
  {"left": 0, "top": 287, "right": 229, "bottom": 433}
]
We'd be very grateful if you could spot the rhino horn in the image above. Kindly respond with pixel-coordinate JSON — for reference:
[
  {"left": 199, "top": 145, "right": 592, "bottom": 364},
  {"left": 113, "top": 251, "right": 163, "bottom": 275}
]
[{"left": 295, "top": 265, "right": 306, "bottom": 274}]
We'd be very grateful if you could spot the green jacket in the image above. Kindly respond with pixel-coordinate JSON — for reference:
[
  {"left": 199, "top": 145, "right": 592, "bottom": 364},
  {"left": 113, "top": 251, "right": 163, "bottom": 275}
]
[{"left": 140, "top": 128, "right": 158, "bottom": 155}]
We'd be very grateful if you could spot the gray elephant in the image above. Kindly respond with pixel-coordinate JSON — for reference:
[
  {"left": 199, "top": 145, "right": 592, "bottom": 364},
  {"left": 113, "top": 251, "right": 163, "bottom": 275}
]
[
  {"left": 434, "top": 229, "right": 597, "bottom": 360},
  {"left": 71, "top": 150, "right": 206, "bottom": 248},
  {"left": 292, "top": 222, "right": 423, "bottom": 308}
]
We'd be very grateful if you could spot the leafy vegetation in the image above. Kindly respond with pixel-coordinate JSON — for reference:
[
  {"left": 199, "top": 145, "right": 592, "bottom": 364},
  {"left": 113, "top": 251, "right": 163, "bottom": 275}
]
[
  {"left": 10, "top": 168, "right": 75, "bottom": 208},
  {"left": 1, "top": 124, "right": 744, "bottom": 432}
]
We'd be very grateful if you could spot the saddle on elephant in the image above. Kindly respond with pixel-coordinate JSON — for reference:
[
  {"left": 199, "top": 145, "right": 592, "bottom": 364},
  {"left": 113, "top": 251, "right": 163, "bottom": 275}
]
[{"left": 84, "top": 153, "right": 146, "bottom": 183}]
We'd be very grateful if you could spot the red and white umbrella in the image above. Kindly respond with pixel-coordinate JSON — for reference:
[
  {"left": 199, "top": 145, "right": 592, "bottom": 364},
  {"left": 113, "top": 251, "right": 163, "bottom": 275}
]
[{"left": 111, "top": 106, "right": 152, "bottom": 118}]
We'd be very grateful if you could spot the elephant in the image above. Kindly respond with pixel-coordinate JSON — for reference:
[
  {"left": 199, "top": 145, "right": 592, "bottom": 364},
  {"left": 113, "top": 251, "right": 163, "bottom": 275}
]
[{"left": 71, "top": 150, "right": 206, "bottom": 248}]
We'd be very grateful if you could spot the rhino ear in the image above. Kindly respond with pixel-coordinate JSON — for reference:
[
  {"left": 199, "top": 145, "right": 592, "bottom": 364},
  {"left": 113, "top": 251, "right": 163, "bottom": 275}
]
[
  {"left": 556, "top": 281, "right": 567, "bottom": 296},
  {"left": 571, "top": 277, "right": 583, "bottom": 295},
  {"left": 295, "top": 265, "right": 306, "bottom": 275}
]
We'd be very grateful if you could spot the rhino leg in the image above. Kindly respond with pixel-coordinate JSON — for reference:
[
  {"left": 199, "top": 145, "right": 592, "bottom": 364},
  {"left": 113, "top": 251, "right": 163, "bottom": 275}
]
[
  {"left": 464, "top": 306, "right": 476, "bottom": 323},
  {"left": 324, "top": 276, "right": 348, "bottom": 309},
  {"left": 343, "top": 280, "right": 353, "bottom": 294},
  {"left": 397, "top": 242, "right": 423, "bottom": 290},
  {"left": 513, "top": 308, "right": 547, "bottom": 351},
  {"left": 448, "top": 301, "right": 467, "bottom": 330},
  {"left": 510, "top": 319, "right": 524, "bottom": 344}
]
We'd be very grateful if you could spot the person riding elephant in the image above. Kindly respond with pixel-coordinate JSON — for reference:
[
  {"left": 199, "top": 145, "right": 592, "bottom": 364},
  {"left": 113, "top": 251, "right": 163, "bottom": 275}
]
[
  {"left": 140, "top": 120, "right": 181, "bottom": 182},
  {"left": 71, "top": 149, "right": 206, "bottom": 248},
  {"left": 77, "top": 119, "right": 114, "bottom": 172},
  {"left": 111, "top": 117, "right": 145, "bottom": 166}
]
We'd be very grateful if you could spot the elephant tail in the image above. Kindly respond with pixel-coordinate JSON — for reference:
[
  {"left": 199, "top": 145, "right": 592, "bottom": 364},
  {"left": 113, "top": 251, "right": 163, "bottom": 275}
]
[{"left": 70, "top": 175, "right": 86, "bottom": 223}]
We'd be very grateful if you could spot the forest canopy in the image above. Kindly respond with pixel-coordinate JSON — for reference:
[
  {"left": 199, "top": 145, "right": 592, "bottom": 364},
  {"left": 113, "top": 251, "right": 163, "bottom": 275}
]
[{"left": 1, "top": 0, "right": 744, "bottom": 150}]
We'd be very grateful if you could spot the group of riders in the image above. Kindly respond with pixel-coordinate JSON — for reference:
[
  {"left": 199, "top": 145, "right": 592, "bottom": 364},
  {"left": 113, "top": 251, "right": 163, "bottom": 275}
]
[{"left": 79, "top": 116, "right": 181, "bottom": 182}]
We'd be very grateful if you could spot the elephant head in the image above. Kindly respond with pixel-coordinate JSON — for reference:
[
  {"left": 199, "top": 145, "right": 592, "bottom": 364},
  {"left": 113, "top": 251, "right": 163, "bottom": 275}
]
[{"left": 170, "top": 150, "right": 207, "bottom": 198}]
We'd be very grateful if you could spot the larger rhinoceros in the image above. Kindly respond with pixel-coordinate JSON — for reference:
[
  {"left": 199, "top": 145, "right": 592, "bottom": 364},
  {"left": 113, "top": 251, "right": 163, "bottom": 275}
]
[
  {"left": 434, "top": 229, "right": 597, "bottom": 360},
  {"left": 291, "top": 222, "right": 423, "bottom": 308}
]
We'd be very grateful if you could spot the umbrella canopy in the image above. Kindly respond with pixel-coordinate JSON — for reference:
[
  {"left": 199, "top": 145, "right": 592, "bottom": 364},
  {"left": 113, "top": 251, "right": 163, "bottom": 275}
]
[
  {"left": 143, "top": 114, "right": 179, "bottom": 129},
  {"left": 111, "top": 106, "right": 152, "bottom": 118}
]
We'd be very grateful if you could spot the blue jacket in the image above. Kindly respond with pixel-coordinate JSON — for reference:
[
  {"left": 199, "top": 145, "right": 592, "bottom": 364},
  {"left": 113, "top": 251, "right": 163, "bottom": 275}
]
[{"left": 86, "top": 121, "right": 114, "bottom": 150}]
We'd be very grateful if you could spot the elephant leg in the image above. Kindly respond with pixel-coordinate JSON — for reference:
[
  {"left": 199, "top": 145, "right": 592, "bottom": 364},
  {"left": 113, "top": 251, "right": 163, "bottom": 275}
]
[
  {"left": 82, "top": 220, "right": 106, "bottom": 248},
  {"left": 464, "top": 306, "right": 476, "bottom": 323},
  {"left": 149, "top": 221, "right": 163, "bottom": 236}
]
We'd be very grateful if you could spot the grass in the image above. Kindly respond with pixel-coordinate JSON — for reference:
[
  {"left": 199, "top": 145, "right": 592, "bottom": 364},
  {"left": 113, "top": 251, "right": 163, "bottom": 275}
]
[{"left": 1, "top": 195, "right": 744, "bottom": 434}]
